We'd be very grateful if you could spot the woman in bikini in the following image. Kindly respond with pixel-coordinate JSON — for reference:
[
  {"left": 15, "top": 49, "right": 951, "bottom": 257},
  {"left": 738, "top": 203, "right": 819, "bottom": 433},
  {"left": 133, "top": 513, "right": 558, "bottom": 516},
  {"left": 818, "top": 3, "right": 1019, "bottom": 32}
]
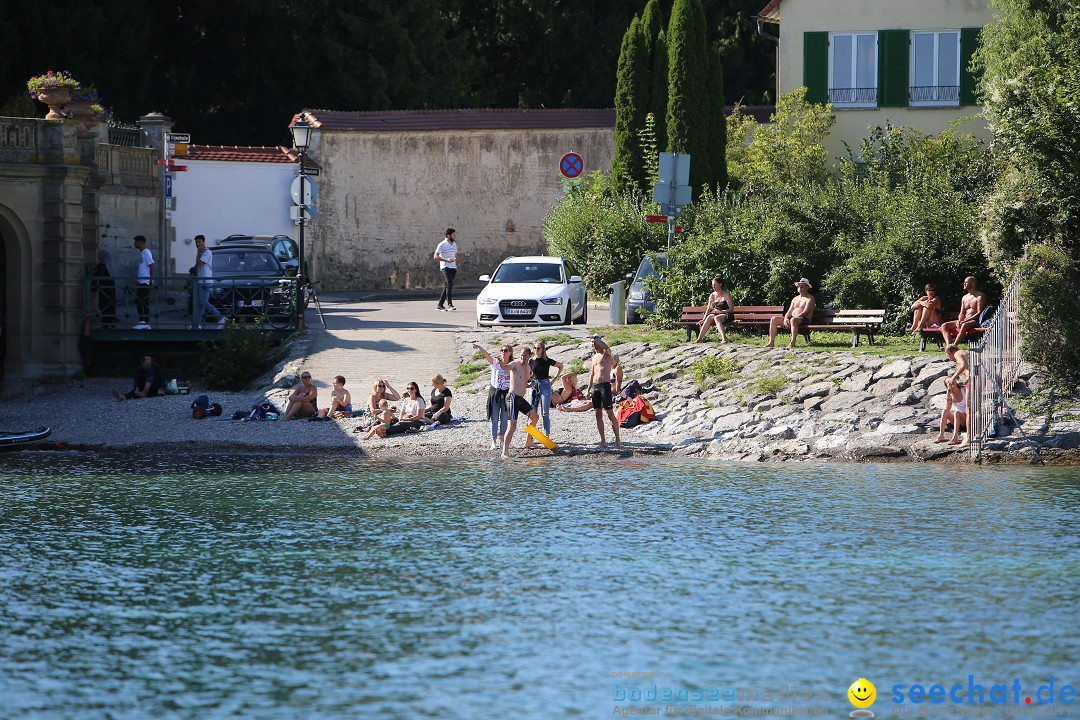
[
  {"left": 368, "top": 379, "right": 401, "bottom": 414},
  {"left": 695, "top": 276, "right": 735, "bottom": 343}
]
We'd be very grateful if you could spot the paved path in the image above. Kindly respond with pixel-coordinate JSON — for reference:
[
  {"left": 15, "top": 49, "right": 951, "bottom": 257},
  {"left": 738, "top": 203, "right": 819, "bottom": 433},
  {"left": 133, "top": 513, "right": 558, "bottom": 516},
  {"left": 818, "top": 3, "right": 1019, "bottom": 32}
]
[{"left": 299, "top": 293, "right": 476, "bottom": 394}]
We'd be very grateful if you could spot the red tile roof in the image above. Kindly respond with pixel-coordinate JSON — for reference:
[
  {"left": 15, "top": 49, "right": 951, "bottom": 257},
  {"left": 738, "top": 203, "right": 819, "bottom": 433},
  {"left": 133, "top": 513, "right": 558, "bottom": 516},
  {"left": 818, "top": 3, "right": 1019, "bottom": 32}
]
[
  {"left": 758, "top": 0, "right": 781, "bottom": 23},
  {"left": 186, "top": 145, "right": 319, "bottom": 170},
  {"left": 295, "top": 108, "right": 616, "bottom": 132}
]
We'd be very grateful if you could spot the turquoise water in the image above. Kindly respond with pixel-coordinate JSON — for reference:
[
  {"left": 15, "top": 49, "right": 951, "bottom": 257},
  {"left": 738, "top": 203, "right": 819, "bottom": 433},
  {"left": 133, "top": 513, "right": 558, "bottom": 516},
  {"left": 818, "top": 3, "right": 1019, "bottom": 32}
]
[{"left": 1, "top": 456, "right": 1078, "bottom": 719}]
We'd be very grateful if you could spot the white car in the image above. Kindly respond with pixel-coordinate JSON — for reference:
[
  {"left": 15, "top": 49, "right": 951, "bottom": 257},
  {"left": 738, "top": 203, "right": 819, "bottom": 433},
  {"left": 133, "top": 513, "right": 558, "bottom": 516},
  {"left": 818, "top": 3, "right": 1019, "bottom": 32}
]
[{"left": 476, "top": 256, "right": 588, "bottom": 327}]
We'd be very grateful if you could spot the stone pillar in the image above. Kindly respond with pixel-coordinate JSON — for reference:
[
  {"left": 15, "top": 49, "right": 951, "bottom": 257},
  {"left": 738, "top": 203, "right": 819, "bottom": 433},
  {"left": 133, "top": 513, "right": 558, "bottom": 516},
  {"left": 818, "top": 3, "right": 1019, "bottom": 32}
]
[{"left": 138, "top": 113, "right": 173, "bottom": 276}]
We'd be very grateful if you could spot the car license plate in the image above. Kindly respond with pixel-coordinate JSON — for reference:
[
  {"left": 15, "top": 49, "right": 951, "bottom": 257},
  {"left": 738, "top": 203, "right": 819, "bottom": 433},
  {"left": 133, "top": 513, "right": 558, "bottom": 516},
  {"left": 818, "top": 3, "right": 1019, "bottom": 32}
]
[
  {"left": 238, "top": 299, "right": 264, "bottom": 308},
  {"left": 504, "top": 307, "right": 532, "bottom": 316}
]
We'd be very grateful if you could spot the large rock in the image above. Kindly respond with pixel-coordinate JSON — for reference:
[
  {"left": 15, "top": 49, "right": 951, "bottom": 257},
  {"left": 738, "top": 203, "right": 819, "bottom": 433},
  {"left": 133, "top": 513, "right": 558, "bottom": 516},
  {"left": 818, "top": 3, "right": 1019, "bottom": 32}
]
[
  {"left": 872, "top": 359, "right": 913, "bottom": 380},
  {"left": 792, "top": 381, "right": 834, "bottom": 403},
  {"left": 912, "top": 363, "right": 950, "bottom": 388},
  {"left": 712, "top": 411, "right": 759, "bottom": 433},
  {"left": 762, "top": 425, "right": 795, "bottom": 440},
  {"left": 890, "top": 387, "right": 927, "bottom": 406},
  {"left": 762, "top": 403, "right": 802, "bottom": 421},
  {"left": 884, "top": 406, "right": 917, "bottom": 423},
  {"left": 869, "top": 377, "right": 911, "bottom": 397},
  {"left": 840, "top": 371, "right": 873, "bottom": 392},
  {"left": 822, "top": 391, "right": 873, "bottom": 413}
]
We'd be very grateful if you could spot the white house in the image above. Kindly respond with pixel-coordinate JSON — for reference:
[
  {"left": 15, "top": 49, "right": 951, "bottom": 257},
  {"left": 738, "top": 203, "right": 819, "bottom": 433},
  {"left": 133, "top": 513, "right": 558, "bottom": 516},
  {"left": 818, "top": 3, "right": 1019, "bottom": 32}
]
[{"left": 167, "top": 145, "right": 303, "bottom": 274}]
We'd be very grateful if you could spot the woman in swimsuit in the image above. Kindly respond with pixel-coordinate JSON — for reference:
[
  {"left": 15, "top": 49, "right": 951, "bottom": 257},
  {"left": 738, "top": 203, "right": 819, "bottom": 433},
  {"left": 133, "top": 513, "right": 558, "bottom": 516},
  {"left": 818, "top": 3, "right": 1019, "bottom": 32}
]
[
  {"left": 695, "top": 276, "right": 735, "bottom": 344},
  {"left": 906, "top": 283, "right": 943, "bottom": 332},
  {"left": 368, "top": 379, "right": 401, "bottom": 414}
]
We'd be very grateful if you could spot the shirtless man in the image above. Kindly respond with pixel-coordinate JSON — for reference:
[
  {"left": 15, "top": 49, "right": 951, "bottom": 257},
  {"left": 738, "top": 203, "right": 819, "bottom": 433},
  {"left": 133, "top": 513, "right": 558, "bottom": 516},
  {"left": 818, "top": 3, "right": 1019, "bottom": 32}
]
[
  {"left": 586, "top": 334, "right": 621, "bottom": 448},
  {"left": 496, "top": 345, "right": 540, "bottom": 459},
  {"left": 766, "top": 278, "right": 816, "bottom": 349},
  {"left": 940, "top": 276, "right": 986, "bottom": 346}
]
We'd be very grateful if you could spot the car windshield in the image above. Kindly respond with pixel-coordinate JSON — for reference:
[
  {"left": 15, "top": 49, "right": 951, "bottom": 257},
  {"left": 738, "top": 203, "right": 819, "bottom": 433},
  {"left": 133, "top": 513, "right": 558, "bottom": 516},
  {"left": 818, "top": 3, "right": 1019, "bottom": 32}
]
[
  {"left": 634, "top": 254, "right": 667, "bottom": 283},
  {"left": 212, "top": 250, "right": 280, "bottom": 276},
  {"left": 491, "top": 263, "right": 563, "bottom": 284}
]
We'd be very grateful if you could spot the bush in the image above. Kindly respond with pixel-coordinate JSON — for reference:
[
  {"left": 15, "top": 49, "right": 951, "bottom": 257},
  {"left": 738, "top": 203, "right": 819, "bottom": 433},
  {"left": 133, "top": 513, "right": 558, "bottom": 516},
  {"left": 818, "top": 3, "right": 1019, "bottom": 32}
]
[
  {"left": 691, "top": 356, "right": 740, "bottom": 388},
  {"left": 1017, "top": 245, "right": 1080, "bottom": 384},
  {"left": 199, "top": 320, "right": 278, "bottom": 391},
  {"left": 544, "top": 171, "right": 667, "bottom": 296}
]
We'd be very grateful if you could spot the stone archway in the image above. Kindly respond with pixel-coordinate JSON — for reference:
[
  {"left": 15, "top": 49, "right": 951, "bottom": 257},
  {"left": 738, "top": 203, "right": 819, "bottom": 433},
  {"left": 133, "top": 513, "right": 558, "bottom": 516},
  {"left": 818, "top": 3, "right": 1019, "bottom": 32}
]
[{"left": 0, "top": 204, "right": 29, "bottom": 386}]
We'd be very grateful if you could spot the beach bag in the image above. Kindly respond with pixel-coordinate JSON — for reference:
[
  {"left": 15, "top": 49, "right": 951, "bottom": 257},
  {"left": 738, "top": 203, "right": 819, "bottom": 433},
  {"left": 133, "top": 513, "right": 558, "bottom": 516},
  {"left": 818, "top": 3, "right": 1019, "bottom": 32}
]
[
  {"left": 615, "top": 379, "right": 642, "bottom": 403},
  {"left": 617, "top": 396, "right": 657, "bottom": 428}
]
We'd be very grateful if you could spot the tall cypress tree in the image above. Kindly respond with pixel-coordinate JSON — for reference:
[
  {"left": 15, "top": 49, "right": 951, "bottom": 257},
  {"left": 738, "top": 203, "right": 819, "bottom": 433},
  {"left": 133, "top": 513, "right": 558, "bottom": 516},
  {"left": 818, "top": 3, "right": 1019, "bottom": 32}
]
[
  {"left": 651, "top": 29, "right": 668, "bottom": 153},
  {"left": 640, "top": 0, "right": 663, "bottom": 62},
  {"left": 612, "top": 16, "right": 650, "bottom": 194},
  {"left": 666, "top": 0, "right": 711, "bottom": 191},
  {"left": 707, "top": 45, "right": 728, "bottom": 190}
]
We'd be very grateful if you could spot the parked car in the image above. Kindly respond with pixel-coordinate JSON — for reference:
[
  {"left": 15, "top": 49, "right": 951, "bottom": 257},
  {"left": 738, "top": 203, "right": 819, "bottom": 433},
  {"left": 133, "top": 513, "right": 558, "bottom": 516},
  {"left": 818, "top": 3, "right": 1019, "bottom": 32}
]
[
  {"left": 476, "top": 256, "right": 587, "bottom": 327},
  {"left": 206, "top": 245, "right": 293, "bottom": 320},
  {"left": 216, "top": 234, "right": 300, "bottom": 275},
  {"left": 626, "top": 253, "right": 667, "bottom": 324}
]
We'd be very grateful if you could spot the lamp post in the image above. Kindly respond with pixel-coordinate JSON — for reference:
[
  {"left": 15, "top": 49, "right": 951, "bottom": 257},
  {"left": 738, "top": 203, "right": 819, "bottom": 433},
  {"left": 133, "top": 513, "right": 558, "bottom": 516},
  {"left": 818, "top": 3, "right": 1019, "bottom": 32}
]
[{"left": 290, "top": 112, "right": 312, "bottom": 329}]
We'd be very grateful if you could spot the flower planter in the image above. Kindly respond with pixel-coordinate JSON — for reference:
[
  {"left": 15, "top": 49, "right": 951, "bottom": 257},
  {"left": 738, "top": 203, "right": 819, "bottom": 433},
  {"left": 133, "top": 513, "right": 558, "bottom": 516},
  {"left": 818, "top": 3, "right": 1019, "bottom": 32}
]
[{"left": 35, "top": 87, "right": 72, "bottom": 120}]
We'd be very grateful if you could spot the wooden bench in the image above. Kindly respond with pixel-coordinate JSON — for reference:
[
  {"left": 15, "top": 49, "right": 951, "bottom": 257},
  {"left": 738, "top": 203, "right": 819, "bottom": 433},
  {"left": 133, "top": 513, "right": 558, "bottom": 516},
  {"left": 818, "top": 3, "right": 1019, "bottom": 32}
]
[
  {"left": 918, "top": 311, "right": 987, "bottom": 352},
  {"left": 799, "top": 308, "right": 886, "bottom": 348},
  {"left": 676, "top": 305, "right": 783, "bottom": 342}
]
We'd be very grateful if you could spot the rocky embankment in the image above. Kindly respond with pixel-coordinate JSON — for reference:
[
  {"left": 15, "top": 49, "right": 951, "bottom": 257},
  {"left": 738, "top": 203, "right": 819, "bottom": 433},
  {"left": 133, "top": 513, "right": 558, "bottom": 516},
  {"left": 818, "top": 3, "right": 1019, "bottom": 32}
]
[{"left": 597, "top": 339, "right": 1080, "bottom": 463}]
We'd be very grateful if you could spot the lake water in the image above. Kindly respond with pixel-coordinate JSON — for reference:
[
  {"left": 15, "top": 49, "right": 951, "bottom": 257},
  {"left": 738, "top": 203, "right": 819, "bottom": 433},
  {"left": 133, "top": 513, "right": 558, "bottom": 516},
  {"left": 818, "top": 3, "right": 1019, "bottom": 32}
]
[{"left": 1, "top": 455, "right": 1078, "bottom": 719}]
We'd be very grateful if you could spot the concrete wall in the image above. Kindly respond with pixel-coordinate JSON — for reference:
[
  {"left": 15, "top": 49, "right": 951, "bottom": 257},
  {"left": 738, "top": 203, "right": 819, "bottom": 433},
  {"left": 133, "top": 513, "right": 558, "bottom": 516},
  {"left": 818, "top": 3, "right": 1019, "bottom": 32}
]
[
  {"left": 776, "top": 0, "right": 994, "bottom": 159},
  {"left": 169, "top": 159, "right": 296, "bottom": 274},
  {"left": 309, "top": 127, "right": 614, "bottom": 291}
]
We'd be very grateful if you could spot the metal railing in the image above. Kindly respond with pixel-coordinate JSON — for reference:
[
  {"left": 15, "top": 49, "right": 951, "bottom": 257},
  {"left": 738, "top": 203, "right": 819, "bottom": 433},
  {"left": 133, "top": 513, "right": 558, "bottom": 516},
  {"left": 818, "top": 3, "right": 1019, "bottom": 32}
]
[
  {"left": 910, "top": 85, "right": 960, "bottom": 103},
  {"left": 828, "top": 87, "right": 878, "bottom": 105},
  {"left": 967, "top": 270, "right": 1024, "bottom": 461},
  {"left": 83, "top": 274, "right": 299, "bottom": 332},
  {"left": 107, "top": 120, "right": 142, "bottom": 147}
]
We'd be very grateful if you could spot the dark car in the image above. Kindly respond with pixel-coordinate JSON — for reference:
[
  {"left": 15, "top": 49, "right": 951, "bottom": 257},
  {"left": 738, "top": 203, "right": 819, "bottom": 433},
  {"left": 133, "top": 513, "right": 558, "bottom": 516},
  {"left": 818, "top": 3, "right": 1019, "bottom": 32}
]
[
  {"left": 626, "top": 253, "right": 667, "bottom": 323},
  {"left": 216, "top": 234, "right": 300, "bottom": 274},
  {"left": 207, "top": 245, "right": 293, "bottom": 320}
]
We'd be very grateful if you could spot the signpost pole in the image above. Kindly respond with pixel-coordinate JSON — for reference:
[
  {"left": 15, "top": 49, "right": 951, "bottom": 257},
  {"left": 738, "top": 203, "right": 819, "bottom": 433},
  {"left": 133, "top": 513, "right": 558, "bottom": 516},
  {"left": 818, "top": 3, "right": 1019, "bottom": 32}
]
[
  {"left": 667, "top": 214, "right": 676, "bottom": 252},
  {"left": 296, "top": 155, "right": 306, "bottom": 330}
]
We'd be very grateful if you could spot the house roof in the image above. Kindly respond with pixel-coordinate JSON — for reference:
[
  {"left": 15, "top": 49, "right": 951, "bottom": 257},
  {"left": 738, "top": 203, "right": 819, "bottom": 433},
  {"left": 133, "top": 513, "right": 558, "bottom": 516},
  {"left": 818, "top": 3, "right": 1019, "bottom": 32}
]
[
  {"left": 186, "top": 145, "right": 319, "bottom": 170},
  {"left": 757, "top": 0, "right": 781, "bottom": 23},
  {"left": 295, "top": 108, "right": 616, "bottom": 132}
]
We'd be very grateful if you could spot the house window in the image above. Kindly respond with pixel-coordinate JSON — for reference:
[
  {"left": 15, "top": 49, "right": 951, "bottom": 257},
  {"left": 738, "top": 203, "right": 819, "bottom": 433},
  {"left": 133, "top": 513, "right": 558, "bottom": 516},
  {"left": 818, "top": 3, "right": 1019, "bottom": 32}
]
[
  {"left": 911, "top": 30, "right": 961, "bottom": 106},
  {"left": 829, "top": 32, "right": 878, "bottom": 107}
]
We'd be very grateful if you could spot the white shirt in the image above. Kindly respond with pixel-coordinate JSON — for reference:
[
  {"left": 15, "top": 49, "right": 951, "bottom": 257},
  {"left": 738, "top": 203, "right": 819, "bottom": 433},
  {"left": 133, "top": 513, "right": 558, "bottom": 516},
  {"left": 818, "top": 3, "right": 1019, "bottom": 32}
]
[
  {"left": 196, "top": 248, "right": 214, "bottom": 283},
  {"left": 399, "top": 396, "right": 426, "bottom": 417},
  {"left": 488, "top": 357, "right": 509, "bottom": 390},
  {"left": 137, "top": 248, "right": 154, "bottom": 284},
  {"left": 435, "top": 238, "right": 457, "bottom": 270}
]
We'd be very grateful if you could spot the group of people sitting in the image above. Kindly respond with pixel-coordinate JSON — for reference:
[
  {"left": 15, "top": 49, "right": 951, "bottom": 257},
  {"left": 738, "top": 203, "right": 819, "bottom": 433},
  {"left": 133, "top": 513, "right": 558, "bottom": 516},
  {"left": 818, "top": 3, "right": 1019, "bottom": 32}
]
[
  {"left": 692, "top": 274, "right": 993, "bottom": 350},
  {"left": 279, "top": 373, "right": 455, "bottom": 434}
]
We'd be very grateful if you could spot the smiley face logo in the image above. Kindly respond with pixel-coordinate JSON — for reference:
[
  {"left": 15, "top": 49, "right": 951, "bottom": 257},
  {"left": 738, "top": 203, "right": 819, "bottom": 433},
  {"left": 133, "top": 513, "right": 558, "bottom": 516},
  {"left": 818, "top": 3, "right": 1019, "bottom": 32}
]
[{"left": 848, "top": 678, "right": 877, "bottom": 708}]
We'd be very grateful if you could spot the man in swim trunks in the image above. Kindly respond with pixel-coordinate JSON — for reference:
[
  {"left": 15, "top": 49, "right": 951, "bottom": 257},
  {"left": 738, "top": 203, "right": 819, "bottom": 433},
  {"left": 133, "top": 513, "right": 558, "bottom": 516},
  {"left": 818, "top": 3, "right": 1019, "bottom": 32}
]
[
  {"left": 940, "top": 276, "right": 986, "bottom": 346},
  {"left": 497, "top": 345, "right": 540, "bottom": 459},
  {"left": 587, "top": 334, "right": 621, "bottom": 448}
]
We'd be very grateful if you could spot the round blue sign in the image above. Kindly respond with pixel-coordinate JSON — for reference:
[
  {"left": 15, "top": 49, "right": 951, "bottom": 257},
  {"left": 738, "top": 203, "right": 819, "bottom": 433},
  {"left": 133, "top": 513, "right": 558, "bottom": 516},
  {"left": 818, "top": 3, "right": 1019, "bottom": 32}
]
[{"left": 560, "top": 152, "right": 584, "bottom": 179}]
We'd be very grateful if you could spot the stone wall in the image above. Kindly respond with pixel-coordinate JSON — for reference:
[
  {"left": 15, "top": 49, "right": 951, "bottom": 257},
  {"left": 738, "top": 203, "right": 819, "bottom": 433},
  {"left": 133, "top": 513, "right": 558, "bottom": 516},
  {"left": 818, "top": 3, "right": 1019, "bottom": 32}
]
[{"left": 308, "top": 127, "right": 614, "bottom": 292}]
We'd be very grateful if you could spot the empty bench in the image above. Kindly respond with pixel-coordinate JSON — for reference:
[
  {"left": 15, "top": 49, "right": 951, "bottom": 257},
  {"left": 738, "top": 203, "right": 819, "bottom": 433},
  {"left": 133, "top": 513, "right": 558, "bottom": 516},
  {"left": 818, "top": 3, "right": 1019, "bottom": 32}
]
[{"left": 799, "top": 308, "right": 886, "bottom": 348}]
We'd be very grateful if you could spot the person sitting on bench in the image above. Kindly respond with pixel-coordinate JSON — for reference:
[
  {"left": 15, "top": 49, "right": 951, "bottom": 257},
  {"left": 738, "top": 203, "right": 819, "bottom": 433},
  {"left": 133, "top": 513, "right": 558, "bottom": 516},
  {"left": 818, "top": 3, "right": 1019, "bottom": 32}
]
[
  {"left": 766, "top": 278, "right": 816, "bottom": 349},
  {"left": 940, "top": 276, "right": 986, "bottom": 345},
  {"left": 695, "top": 276, "right": 736, "bottom": 344}
]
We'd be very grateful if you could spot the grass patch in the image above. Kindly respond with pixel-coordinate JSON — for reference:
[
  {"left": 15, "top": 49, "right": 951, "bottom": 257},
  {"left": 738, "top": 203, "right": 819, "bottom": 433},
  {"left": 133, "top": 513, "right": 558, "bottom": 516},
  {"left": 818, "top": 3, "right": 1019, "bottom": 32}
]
[
  {"left": 691, "top": 356, "right": 742, "bottom": 388},
  {"left": 754, "top": 372, "right": 789, "bottom": 395},
  {"left": 645, "top": 364, "right": 670, "bottom": 378},
  {"left": 567, "top": 358, "right": 588, "bottom": 376},
  {"left": 537, "top": 333, "right": 575, "bottom": 346},
  {"left": 456, "top": 361, "right": 488, "bottom": 386},
  {"left": 589, "top": 324, "right": 684, "bottom": 349}
]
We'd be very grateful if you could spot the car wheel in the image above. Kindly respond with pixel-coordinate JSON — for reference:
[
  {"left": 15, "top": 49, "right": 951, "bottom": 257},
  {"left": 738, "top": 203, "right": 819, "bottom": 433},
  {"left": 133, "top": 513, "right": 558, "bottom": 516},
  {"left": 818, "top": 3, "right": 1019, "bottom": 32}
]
[{"left": 564, "top": 305, "right": 572, "bottom": 326}]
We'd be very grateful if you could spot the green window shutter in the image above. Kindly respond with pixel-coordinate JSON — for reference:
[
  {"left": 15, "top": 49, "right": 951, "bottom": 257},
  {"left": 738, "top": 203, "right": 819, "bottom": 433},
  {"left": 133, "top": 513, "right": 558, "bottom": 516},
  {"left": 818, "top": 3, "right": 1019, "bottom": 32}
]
[
  {"left": 959, "top": 27, "right": 982, "bottom": 105},
  {"left": 877, "top": 29, "right": 910, "bottom": 107},
  {"left": 803, "top": 31, "right": 829, "bottom": 105}
]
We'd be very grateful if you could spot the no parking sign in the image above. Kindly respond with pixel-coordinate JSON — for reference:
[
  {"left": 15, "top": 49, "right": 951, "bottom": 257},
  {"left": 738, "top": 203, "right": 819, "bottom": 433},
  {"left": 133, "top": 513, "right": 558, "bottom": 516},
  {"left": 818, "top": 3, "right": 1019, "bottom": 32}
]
[{"left": 559, "top": 152, "right": 584, "bottom": 179}]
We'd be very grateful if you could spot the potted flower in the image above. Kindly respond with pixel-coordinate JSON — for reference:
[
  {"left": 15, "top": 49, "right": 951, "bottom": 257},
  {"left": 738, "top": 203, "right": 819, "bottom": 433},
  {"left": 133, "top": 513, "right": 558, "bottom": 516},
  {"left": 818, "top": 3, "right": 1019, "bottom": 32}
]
[
  {"left": 27, "top": 70, "right": 80, "bottom": 119},
  {"left": 67, "top": 86, "right": 105, "bottom": 128}
]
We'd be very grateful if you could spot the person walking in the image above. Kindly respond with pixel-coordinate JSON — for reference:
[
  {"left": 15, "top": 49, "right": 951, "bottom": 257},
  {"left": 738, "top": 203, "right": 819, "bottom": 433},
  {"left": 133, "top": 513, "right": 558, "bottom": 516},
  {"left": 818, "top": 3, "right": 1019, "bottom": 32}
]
[
  {"left": 133, "top": 235, "right": 154, "bottom": 329},
  {"left": 434, "top": 228, "right": 458, "bottom": 311},
  {"left": 193, "top": 234, "right": 225, "bottom": 328}
]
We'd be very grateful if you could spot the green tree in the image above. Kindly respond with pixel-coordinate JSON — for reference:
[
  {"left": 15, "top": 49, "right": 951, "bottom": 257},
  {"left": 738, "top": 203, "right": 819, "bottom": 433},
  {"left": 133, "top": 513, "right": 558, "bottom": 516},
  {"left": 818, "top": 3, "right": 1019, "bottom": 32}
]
[
  {"left": 650, "top": 29, "right": 669, "bottom": 154},
  {"left": 707, "top": 45, "right": 728, "bottom": 190},
  {"left": 666, "top": 0, "right": 711, "bottom": 189},
  {"left": 612, "top": 17, "right": 651, "bottom": 194}
]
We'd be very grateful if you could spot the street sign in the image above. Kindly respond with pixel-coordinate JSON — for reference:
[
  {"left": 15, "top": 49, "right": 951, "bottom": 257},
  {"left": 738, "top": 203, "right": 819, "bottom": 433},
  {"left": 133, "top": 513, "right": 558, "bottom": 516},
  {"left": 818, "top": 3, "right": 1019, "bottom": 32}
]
[
  {"left": 291, "top": 175, "right": 318, "bottom": 205},
  {"left": 644, "top": 215, "right": 668, "bottom": 223},
  {"left": 168, "top": 142, "right": 188, "bottom": 157},
  {"left": 657, "top": 152, "right": 691, "bottom": 185},
  {"left": 166, "top": 132, "right": 190, "bottom": 143},
  {"left": 290, "top": 205, "right": 317, "bottom": 221},
  {"left": 559, "top": 152, "right": 584, "bottom": 179},
  {"left": 165, "top": 174, "right": 172, "bottom": 198},
  {"left": 299, "top": 166, "right": 320, "bottom": 177},
  {"left": 168, "top": 162, "right": 188, "bottom": 172}
]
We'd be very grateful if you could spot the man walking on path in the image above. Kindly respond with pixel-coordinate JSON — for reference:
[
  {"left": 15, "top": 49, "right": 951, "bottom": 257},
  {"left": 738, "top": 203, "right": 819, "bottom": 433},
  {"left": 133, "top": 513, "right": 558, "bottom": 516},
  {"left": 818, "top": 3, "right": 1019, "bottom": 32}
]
[
  {"left": 193, "top": 234, "right": 225, "bottom": 328},
  {"left": 133, "top": 235, "right": 154, "bottom": 329},
  {"left": 434, "top": 228, "right": 458, "bottom": 311}
]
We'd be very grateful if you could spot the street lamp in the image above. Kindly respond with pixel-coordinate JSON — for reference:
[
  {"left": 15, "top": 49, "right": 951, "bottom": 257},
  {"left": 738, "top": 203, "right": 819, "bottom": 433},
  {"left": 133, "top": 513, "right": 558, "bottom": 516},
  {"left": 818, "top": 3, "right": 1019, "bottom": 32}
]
[{"left": 290, "top": 112, "right": 312, "bottom": 329}]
